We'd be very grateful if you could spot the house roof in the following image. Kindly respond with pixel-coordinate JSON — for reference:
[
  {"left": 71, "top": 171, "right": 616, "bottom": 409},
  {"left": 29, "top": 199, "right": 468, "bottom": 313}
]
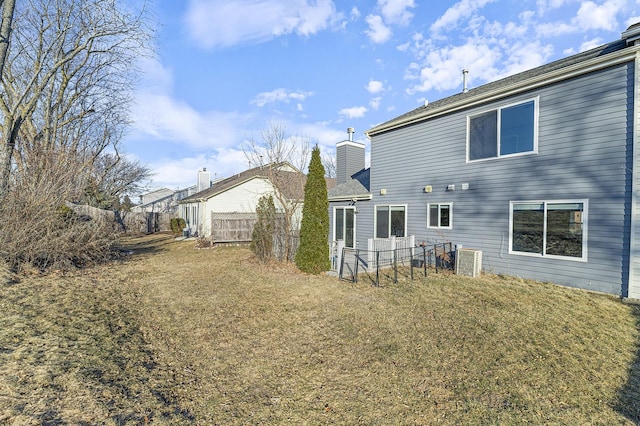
[
  {"left": 179, "top": 162, "right": 311, "bottom": 203},
  {"left": 367, "top": 34, "right": 635, "bottom": 136},
  {"left": 328, "top": 167, "right": 371, "bottom": 201}
]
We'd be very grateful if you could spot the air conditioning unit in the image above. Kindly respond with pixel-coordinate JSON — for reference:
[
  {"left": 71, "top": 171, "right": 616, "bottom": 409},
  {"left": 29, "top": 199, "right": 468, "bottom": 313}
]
[{"left": 455, "top": 248, "right": 482, "bottom": 277}]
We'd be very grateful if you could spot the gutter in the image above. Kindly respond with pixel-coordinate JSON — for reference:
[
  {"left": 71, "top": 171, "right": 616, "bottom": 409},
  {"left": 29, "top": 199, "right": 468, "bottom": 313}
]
[{"left": 328, "top": 194, "right": 373, "bottom": 202}]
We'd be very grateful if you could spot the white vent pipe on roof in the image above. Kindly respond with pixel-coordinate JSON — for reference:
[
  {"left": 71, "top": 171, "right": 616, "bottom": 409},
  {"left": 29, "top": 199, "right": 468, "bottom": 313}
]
[{"left": 462, "top": 69, "right": 469, "bottom": 93}]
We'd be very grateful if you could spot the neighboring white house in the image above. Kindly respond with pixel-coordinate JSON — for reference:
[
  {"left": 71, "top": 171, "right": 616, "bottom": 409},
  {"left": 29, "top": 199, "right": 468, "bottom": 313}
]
[
  {"left": 178, "top": 162, "right": 311, "bottom": 241},
  {"left": 133, "top": 185, "right": 197, "bottom": 215}
]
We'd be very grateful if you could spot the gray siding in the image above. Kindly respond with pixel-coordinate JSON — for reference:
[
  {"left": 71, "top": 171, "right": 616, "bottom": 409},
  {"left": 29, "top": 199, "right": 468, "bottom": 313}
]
[
  {"left": 367, "top": 62, "right": 633, "bottom": 296},
  {"left": 336, "top": 142, "right": 365, "bottom": 185}
]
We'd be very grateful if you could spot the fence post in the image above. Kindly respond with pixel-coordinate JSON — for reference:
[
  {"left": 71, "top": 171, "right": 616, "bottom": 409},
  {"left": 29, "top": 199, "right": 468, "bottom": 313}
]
[
  {"left": 422, "top": 245, "right": 427, "bottom": 276},
  {"left": 354, "top": 249, "right": 359, "bottom": 283},
  {"left": 434, "top": 244, "right": 438, "bottom": 274},
  {"left": 410, "top": 248, "right": 414, "bottom": 281},
  {"left": 393, "top": 248, "right": 398, "bottom": 283},
  {"left": 376, "top": 251, "right": 380, "bottom": 287}
]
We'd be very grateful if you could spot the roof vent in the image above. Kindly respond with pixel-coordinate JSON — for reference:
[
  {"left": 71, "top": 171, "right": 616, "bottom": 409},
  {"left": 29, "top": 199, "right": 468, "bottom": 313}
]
[
  {"left": 462, "top": 69, "right": 469, "bottom": 93},
  {"left": 347, "top": 127, "right": 354, "bottom": 141}
]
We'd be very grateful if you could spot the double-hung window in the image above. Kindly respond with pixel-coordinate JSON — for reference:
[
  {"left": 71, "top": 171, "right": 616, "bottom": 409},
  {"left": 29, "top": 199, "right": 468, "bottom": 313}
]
[
  {"left": 334, "top": 207, "right": 356, "bottom": 248},
  {"left": 468, "top": 98, "right": 538, "bottom": 161},
  {"left": 375, "top": 205, "right": 406, "bottom": 238},
  {"left": 427, "top": 203, "right": 452, "bottom": 229},
  {"left": 510, "top": 200, "right": 587, "bottom": 261}
]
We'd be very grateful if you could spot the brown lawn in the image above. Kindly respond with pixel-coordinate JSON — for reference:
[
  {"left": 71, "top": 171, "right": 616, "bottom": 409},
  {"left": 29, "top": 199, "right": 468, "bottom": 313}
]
[{"left": 1, "top": 233, "right": 639, "bottom": 424}]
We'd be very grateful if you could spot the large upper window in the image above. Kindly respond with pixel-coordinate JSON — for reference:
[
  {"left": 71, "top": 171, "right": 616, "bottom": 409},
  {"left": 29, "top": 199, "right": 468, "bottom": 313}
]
[
  {"left": 334, "top": 207, "right": 355, "bottom": 248},
  {"left": 375, "top": 205, "right": 406, "bottom": 239},
  {"left": 510, "top": 200, "right": 587, "bottom": 261},
  {"left": 427, "top": 203, "right": 452, "bottom": 229},
  {"left": 468, "top": 99, "right": 537, "bottom": 161}
]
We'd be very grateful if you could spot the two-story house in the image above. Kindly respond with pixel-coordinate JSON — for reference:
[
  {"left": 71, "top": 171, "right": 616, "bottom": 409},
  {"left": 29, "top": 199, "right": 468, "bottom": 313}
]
[{"left": 330, "top": 22, "right": 640, "bottom": 300}]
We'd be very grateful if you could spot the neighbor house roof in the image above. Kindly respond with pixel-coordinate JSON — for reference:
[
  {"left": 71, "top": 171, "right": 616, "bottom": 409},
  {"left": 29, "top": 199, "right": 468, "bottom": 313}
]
[
  {"left": 180, "top": 162, "right": 334, "bottom": 204},
  {"left": 367, "top": 36, "right": 634, "bottom": 136}
]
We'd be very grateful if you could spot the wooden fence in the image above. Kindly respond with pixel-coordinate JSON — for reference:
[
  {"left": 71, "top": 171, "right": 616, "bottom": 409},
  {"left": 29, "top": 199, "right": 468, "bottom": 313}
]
[
  {"left": 67, "top": 204, "right": 172, "bottom": 234},
  {"left": 211, "top": 212, "right": 257, "bottom": 242}
]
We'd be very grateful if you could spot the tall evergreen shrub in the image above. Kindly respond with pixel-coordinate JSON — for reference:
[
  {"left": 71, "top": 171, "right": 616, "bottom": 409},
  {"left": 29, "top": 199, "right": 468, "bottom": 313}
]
[
  {"left": 295, "top": 146, "right": 330, "bottom": 274},
  {"left": 251, "top": 195, "right": 276, "bottom": 261}
]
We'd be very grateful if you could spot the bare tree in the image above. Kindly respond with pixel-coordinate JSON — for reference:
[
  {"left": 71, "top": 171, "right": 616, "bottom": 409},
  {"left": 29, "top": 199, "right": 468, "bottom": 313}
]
[
  {"left": 322, "top": 152, "right": 336, "bottom": 178},
  {"left": 0, "top": 0, "right": 16, "bottom": 80},
  {"left": 0, "top": 0, "right": 153, "bottom": 200},
  {"left": 83, "top": 152, "right": 151, "bottom": 209},
  {"left": 243, "top": 123, "right": 313, "bottom": 261},
  {"left": 0, "top": 0, "right": 153, "bottom": 271}
]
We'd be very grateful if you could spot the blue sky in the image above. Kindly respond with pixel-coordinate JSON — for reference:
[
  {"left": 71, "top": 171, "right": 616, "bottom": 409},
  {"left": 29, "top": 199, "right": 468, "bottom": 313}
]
[{"left": 125, "top": 0, "right": 640, "bottom": 190}]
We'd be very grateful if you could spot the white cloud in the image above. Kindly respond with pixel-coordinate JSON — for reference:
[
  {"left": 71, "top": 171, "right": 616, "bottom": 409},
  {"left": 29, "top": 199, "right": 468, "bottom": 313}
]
[
  {"left": 536, "top": 0, "right": 570, "bottom": 15},
  {"left": 184, "top": 0, "right": 344, "bottom": 48},
  {"left": 573, "top": 0, "right": 625, "bottom": 32},
  {"left": 339, "top": 106, "right": 368, "bottom": 119},
  {"left": 148, "top": 149, "right": 249, "bottom": 190},
  {"left": 378, "top": 0, "right": 416, "bottom": 25},
  {"left": 494, "top": 40, "right": 554, "bottom": 80},
  {"left": 365, "top": 14, "right": 392, "bottom": 43},
  {"left": 536, "top": 0, "right": 627, "bottom": 36},
  {"left": 250, "top": 88, "right": 315, "bottom": 107},
  {"left": 369, "top": 96, "right": 382, "bottom": 110},
  {"left": 365, "top": 80, "right": 384, "bottom": 93},
  {"left": 131, "top": 58, "right": 251, "bottom": 150},
  {"left": 406, "top": 41, "right": 501, "bottom": 94},
  {"left": 430, "top": 0, "right": 496, "bottom": 35},
  {"left": 580, "top": 38, "right": 605, "bottom": 51},
  {"left": 350, "top": 6, "right": 361, "bottom": 20},
  {"left": 364, "top": 0, "right": 416, "bottom": 43},
  {"left": 132, "top": 92, "right": 250, "bottom": 150},
  {"left": 626, "top": 16, "right": 640, "bottom": 28}
]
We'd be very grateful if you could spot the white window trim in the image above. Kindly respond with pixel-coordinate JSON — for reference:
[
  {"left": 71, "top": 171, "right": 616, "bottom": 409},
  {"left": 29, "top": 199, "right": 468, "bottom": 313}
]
[
  {"left": 508, "top": 199, "right": 588, "bottom": 262},
  {"left": 466, "top": 96, "right": 540, "bottom": 163},
  {"left": 333, "top": 206, "right": 357, "bottom": 248},
  {"left": 374, "top": 204, "right": 408, "bottom": 239},
  {"left": 427, "top": 202, "right": 453, "bottom": 229}
]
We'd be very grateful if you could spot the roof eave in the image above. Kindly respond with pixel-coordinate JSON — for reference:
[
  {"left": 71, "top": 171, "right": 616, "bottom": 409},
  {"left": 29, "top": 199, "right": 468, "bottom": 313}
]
[
  {"left": 366, "top": 47, "right": 639, "bottom": 137},
  {"left": 328, "top": 193, "right": 373, "bottom": 202}
]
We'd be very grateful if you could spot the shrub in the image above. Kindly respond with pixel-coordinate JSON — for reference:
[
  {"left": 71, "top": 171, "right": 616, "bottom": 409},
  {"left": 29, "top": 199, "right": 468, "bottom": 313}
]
[
  {"left": 0, "top": 158, "right": 119, "bottom": 272},
  {"left": 295, "top": 146, "right": 330, "bottom": 274},
  {"left": 170, "top": 217, "right": 186, "bottom": 235},
  {"left": 251, "top": 195, "right": 276, "bottom": 262}
]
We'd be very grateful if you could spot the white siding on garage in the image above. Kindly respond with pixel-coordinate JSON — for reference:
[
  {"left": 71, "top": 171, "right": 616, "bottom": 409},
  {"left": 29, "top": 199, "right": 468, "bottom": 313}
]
[{"left": 201, "top": 178, "right": 279, "bottom": 237}]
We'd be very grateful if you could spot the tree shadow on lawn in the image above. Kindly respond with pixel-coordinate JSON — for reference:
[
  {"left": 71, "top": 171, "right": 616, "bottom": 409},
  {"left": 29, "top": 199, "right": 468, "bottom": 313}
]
[
  {"left": 615, "top": 304, "right": 640, "bottom": 423},
  {"left": 117, "top": 233, "right": 178, "bottom": 259}
]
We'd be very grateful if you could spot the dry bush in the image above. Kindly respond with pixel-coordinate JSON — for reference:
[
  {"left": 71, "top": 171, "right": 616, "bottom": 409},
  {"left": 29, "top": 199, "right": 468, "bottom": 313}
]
[
  {"left": 0, "top": 257, "right": 11, "bottom": 284},
  {"left": 0, "top": 152, "right": 119, "bottom": 272}
]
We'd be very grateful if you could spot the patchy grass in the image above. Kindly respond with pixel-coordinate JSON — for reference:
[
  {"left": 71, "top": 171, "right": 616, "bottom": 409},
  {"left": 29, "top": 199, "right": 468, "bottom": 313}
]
[{"left": 1, "top": 233, "right": 639, "bottom": 424}]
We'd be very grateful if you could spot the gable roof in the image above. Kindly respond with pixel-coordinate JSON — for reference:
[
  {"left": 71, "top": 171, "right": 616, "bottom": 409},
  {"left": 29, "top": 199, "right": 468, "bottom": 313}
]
[
  {"left": 179, "top": 162, "right": 307, "bottom": 203},
  {"left": 367, "top": 33, "right": 636, "bottom": 137}
]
